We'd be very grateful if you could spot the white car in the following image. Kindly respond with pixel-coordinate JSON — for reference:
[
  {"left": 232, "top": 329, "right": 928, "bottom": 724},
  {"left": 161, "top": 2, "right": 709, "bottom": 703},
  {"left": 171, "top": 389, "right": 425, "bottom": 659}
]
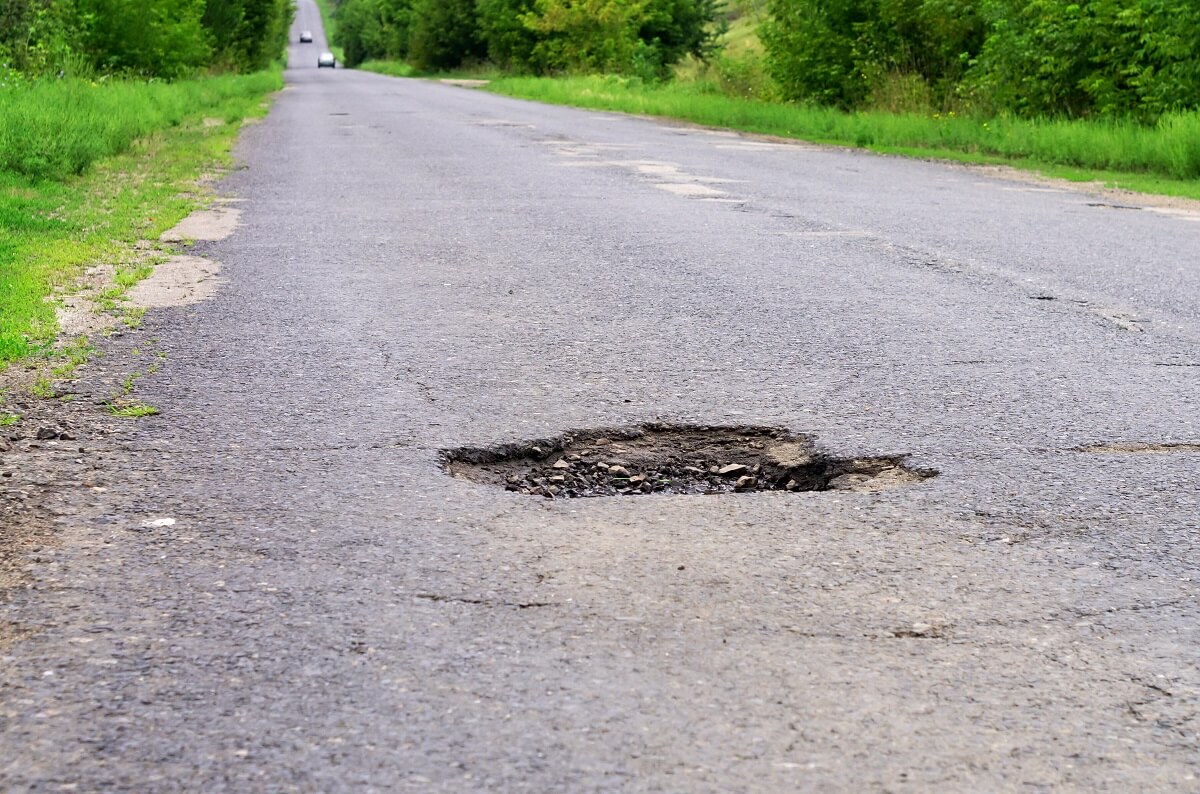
[
  {"left": 317, "top": 52, "right": 336, "bottom": 68},
  {"left": 299, "top": 31, "right": 313, "bottom": 43}
]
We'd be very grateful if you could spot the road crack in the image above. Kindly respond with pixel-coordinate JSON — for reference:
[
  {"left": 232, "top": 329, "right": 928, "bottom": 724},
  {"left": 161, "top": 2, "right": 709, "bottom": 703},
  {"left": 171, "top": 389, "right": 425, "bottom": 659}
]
[{"left": 414, "top": 593, "right": 555, "bottom": 609}]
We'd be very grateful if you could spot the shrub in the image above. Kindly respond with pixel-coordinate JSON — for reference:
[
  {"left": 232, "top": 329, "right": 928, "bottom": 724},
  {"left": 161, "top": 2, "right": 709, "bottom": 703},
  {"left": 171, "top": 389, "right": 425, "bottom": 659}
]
[{"left": 407, "top": 0, "right": 485, "bottom": 70}]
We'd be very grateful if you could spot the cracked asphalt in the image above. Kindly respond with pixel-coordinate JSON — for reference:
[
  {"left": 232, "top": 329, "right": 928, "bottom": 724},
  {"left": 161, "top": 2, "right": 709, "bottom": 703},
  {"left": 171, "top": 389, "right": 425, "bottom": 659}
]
[{"left": 3, "top": 2, "right": 1200, "bottom": 789}]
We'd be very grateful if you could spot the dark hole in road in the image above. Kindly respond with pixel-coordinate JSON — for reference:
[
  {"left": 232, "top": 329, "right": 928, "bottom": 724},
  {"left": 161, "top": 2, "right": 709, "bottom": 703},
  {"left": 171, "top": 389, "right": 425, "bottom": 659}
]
[{"left": 444, "top": 424, "right": 936, "bottom": 498}]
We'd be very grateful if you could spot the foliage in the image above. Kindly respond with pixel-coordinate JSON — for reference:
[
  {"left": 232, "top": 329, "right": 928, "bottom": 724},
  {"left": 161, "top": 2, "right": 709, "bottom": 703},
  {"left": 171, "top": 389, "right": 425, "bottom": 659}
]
[
  {"left": 965, "top": 0, "right": 1200, "bottom": 119},
  {"left": 333, "top": 0, "right": 719, "bottom": 75},
  {"left": 0, "top": 0, "right": 292, "bottom": 78},
  {"left": 0, "top": 0, "right": 85, "bottom": 75},
  {"left": 80, "top": 0, "right": 213, "bottom": 78},
  {"left": 334, "top": 0, "right": 413, "bottom": 66},
  {"left": 476, "top": 0, "right": 541, "bottom": 69},
  {"left": 761, "top": 0, "right": 984, "bottom": 109},
  {"left": 761, "top": 0, "right": 1200, "bottom": 120},
  {"left": 204, "top": 0, "right": 296, "bottom": 72},
  {"left": 407, "top": 0, "right": 485, "bottom": 70}
]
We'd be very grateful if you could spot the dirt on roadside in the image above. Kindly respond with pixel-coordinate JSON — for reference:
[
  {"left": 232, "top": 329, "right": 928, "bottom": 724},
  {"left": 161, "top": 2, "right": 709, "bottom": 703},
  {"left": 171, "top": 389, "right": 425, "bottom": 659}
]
[{"left": 0, "top": 202, "right": 236, "bottom": 648}]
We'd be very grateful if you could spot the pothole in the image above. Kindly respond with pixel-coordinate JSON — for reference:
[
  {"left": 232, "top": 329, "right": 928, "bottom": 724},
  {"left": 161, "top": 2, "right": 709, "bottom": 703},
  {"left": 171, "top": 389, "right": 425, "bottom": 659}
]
[{"left": 444, "top": 424, "right": 936, "bottom": 498}]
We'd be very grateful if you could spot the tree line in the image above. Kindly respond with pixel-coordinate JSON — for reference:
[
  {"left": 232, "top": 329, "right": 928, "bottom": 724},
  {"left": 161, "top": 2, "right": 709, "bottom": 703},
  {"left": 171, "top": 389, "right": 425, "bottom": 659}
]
[
  {"left": 0, "top": 0, "right": 293, "bottom": 78},
  {"left": 333, "top": 0, "right": 720, "bottom": 77}
]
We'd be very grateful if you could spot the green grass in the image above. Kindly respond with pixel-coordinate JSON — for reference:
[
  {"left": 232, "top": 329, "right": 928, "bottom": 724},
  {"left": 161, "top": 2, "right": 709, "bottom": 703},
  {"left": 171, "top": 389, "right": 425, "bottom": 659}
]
[
  {"left": 484, "top": 75, "right": 1200, "bottom": 198},
  {"left": 0, "top": 70, "right": 281, "bottom": 367},
  {"left": 106, "top": 401, "right": 159, "bottom": 418},
  {"left": 0, "top": 72, "right": 281, "bottom": 181},
  {"left": 358, "top": 60, "right": 419, "bottom": 78},
  {"left": 0, "top": 413, "right": 19, "bottom": 426}
]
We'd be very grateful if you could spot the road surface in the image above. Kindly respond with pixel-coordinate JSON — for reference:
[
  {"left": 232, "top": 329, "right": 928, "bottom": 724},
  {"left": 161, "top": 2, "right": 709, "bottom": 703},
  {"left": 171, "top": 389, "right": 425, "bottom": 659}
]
[{"left": 3, "top": 2, "right": 1199, "bottom": 789}]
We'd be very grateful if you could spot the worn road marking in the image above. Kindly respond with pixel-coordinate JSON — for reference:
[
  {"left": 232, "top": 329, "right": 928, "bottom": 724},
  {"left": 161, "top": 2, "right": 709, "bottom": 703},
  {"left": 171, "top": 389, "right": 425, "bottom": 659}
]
[{"left": 653, "top": 183, "right": 726, "bottom": 197}]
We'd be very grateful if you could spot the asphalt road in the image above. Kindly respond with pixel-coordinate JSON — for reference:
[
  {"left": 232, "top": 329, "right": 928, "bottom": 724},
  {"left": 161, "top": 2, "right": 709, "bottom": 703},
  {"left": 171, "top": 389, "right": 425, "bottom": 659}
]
[{"left": 3, "top": 3, "right": 1200, "bottom": 790}]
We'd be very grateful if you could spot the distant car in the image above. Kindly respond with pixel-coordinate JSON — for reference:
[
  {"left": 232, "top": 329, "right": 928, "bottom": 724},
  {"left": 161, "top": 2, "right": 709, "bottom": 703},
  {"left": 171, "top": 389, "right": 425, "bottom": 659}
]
[
  {"left": 317, "top": 52, "right": 336, "bottom": 68},
  {"left": 299, "top": 31, "right": 313, "bottom": 43}
]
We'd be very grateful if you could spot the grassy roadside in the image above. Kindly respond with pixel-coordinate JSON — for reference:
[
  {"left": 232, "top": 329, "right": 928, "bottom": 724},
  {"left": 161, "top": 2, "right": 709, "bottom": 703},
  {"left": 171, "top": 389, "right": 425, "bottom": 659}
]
[
  {"left": 482, "top": 75, "right": 1200, "bottom": 201},
  {"left": 0, "top": 70, "right": 282, "bottom": 368}
]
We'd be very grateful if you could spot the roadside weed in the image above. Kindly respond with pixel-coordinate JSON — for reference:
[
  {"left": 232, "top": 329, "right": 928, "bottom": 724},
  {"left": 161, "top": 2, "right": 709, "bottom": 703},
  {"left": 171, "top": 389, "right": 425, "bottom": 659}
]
[
  {"left": 30, "top": 377, "right": 55, "bottom": 398},
  {"left": 106, "top": 401, "right": 159, "bottom": 418},
  {"left": 122, "top": 307, "right": 147, "bottom": 329}
]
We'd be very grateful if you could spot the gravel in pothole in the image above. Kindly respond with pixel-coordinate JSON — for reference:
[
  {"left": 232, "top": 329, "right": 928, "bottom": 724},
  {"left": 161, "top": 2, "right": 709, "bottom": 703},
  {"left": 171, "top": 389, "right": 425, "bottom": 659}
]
[{"left": 444, "top": 424, "right": 935, "bottom": 498}]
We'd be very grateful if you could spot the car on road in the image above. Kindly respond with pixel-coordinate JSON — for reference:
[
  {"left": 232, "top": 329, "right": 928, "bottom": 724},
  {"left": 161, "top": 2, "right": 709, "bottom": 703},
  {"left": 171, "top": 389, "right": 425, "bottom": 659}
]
[
  {"left": 299, "top": 31, "right": 313, "bottom": 43},
  {"left": 317, "top": 52, "right": 336, "bottom": 68}
]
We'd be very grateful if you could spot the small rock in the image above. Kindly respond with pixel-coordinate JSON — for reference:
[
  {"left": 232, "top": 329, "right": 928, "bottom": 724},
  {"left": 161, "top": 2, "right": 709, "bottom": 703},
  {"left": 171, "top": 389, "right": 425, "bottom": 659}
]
[
  {"left": 548, "top": 475, "right": 565, "bottom": 483},
  {"left": 628, "top": 474, "right": 646, "bottom": 485},
  {"left": 567, "top": 454, "right": 581, "bottom": 461},
  {"left": 682, "top": 466, "right": 704, "bottom": 474},
  {"left": 58, "top": 431, "right": 76, "bottom": 441},
  {"left": 785, "top": 479, "right": 799, "bottom": 491},
  {"left": 552, "top": 458, "right": 571, "bottom": 469},
  {"left": 734, "top": 475, "right": 757, "bottom": 491},
  {"left": 608, "top": 465, "right": 631, "bottom": 477},
  {"left": 36, "top": 427, "right": 58, "bottom": 440},
  {"left": 593, "top": 438, "right": 611, "bottom": 446},
  {"left": 764, "top": 442, "right": 814, "bottom": 468},
  {"left": 718, "top": 464, "right": 748, "bottom": 477}
]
